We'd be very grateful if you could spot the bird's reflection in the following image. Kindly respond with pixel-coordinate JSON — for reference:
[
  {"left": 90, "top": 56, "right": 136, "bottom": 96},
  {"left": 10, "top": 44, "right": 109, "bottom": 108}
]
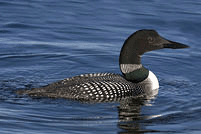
[{"left": 117, "top": 92, "right": 160, "bottom": 133}]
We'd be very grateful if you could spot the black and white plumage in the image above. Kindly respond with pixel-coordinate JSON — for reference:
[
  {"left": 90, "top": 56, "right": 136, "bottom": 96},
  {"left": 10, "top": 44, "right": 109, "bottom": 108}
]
[
  {"left": 18, "top": 72, "right": 159, "bottom": 102},
  {"left": 17, "top": 29, "right": 189, "bottom": 102}
]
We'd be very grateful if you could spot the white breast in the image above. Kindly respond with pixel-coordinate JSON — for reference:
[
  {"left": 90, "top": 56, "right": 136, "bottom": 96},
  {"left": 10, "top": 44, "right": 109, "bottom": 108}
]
[
  {"left": 148, "top": 71, "right": 159, "bottom": 89},
  {"left": 141, "top": 71, "right": 159, "bottom": 97}
]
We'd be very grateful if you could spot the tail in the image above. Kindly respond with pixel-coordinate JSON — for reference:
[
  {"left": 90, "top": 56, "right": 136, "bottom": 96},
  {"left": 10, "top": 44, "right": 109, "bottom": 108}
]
[{"left": 16, "top": 89, "right": 31, "bottom": 95}]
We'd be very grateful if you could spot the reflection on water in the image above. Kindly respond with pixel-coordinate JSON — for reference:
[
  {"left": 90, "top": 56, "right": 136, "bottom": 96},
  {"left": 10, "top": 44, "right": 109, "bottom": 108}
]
[{"left": 118, "top": 94, "right": 161, "bottom": 133}]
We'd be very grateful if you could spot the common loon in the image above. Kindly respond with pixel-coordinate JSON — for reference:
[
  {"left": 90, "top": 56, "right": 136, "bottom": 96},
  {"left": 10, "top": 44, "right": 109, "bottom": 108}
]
[{"left": 17, "top": 29, "right": 189, "bottom": 102}]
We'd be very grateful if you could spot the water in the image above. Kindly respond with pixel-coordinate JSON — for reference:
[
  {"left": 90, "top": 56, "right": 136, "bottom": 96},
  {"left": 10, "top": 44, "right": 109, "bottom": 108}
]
[{"left": 0, "top": 0, "right": 201, "bottom": 133}]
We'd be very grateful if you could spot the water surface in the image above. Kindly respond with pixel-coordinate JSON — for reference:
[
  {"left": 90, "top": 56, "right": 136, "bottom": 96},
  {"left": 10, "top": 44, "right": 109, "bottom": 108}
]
[{"left": 0, "top": 0, "right": 201, "bottom": 133}]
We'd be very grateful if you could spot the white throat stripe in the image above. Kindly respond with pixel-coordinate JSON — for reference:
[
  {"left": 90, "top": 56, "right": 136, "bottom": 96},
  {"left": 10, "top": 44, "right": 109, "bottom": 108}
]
[{"left": 120, "top": 64, "right": 142, "bottom": 73}]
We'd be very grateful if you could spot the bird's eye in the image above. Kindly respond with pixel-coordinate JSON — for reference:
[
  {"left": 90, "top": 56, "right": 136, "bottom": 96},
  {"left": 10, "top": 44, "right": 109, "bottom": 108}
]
[{"left": 148, "top": 37, "right": 154, "bottom": 43}]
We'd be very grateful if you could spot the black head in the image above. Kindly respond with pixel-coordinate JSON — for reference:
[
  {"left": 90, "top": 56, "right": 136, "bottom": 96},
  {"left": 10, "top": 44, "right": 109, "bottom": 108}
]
[{"left": 119, "top": 29, "right": 189, "bottom": 64}]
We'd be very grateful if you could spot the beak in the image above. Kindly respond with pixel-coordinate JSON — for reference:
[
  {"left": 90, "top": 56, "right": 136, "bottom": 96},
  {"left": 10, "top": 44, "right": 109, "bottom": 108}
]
[{"left": 162, "top": 37, "right": 189, "bottom": 49}]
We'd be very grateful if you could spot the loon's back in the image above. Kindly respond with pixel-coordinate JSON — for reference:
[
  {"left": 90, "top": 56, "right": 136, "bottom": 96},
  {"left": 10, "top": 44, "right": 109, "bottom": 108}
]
[{"left": 17, "top": 72, "right": 158, "bottom": 102}]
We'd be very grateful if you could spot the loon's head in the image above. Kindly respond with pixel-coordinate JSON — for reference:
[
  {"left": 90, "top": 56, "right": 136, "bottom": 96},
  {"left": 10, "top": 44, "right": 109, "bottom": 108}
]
[{"left": 119, "top": 29, "right": 189, "bottom": 82}]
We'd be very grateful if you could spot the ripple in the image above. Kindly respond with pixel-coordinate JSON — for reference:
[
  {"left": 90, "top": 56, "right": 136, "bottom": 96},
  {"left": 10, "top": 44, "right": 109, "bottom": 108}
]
[
  {"left": 0, "top": 29, "right": 11, "bottom": 33},
  {"left": 3, "top": 22, "right": 39, "bottom": 29}
]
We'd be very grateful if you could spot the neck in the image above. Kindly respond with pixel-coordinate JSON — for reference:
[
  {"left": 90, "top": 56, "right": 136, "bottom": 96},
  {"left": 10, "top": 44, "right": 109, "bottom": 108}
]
[
  {"left": 120, "top": 64, "right": 142, "bottom": 74},
  {"left": 120, "top": 64, "right": 149, "bottom": 83},
  {"left": 119, "top": 53, "right": 141, "bottom": 64},
  {"left": 119, "top": 42, "right": 149, "bottom": 83}
]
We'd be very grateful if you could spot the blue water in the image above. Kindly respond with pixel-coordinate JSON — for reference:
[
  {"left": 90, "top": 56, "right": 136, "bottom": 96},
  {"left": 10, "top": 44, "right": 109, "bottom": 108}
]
[{"left": 0, "top": 0, "right": 201, "bottom": 133}]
